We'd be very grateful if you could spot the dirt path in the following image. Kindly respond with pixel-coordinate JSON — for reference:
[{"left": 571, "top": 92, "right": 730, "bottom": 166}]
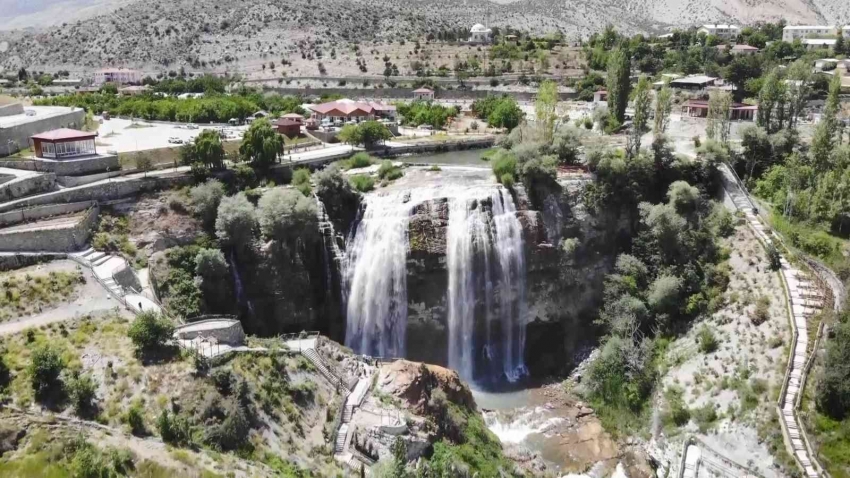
[{"left": 0, "top": 260, "right": 131, "bottom": 336}]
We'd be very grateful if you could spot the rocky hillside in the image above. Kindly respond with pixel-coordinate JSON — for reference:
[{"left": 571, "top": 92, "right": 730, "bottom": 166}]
[{"left": 1, "top": 0, "right": 848, "bottom": 74}]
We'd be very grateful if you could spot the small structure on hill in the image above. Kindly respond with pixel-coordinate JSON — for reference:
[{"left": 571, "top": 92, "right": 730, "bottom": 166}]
[
  {"left": 670, "top": 75, "right": 718, "bottom": 90},
  {"left": 30, "top": 128, "right": 98, "bottom": 159},
  {"left": 593, "top": 90, "right": 608, "bottom": 103},
  {"left": 469, "top": 23, "right": 493, "bottom": 44},
  {"left": 412, "top": 88, "right": 434, "bottom": 101},
  {"left": 93, "top": 68, "right": 142, "bottom": 86},
  {"left": 697, "top": 24, "right": 740, "bottom": 39}
]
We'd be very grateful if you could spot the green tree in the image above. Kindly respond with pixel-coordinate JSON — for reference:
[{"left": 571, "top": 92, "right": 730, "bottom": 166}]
[
  {"left": 810, "top": 74, "right": 842, "bottom": 173},
  {"left": 189, "top": 179, "right": 226, "bottom": 229},
  {"left": 535, "top": 80, "right": 559, "bottom": 143},
  {"left": 136, "top": 154, "right": 153, "bottom": 177},
  {"left": 757, "top": 68, "right": 787, "bottom": 133},
  {"left": 337, "top": 124, "right": 360, "bottom": 146},
  {"left": 127, "top": 311, "right": 175, "bottom": 355},
  {"left": 192, "top": 129, "right": 226, "bottom": 170},
  {"left": 706, "top": 90, "right": 732, "bottom": 145},
  {"left": 653, "top": 85, "right": 673, "bottom": 134},
  {"left": 606, "top": 46, "right": 631, "bottom": 124},
  {"left": 215, "top": 193, "right": 257, "bottom": 250},
  {"left": 67, "top": 373, "right": 97, "bottom": 417},
  {"left": 28, "top": 344, "right": 65, "bottom": 400},
  {"left": 487, "top": 98, "right": 524, "bottom": 130},
  {"left": 195, "top": 248, "right": 229, "bottom": 281},
  {"left": 740, "top": 125, "right": 771, "bottom": 181},
  {"left": 356, "top": 121, "right": 392, "bottom": 148},
  {"left": 785, "top": 60, "right": 812, "bottom": 129},
  {"left": 628, "top": 76, "right": 652, "bottom": 157},
  {"left": 256, "top": 188, "right": 319, "bottom": 243},
  {"left": 292, "top": 168, "right": 312, "bottom": 196},
  {"left": 239, "top": 118, "right": 282, "bottom": 167}
]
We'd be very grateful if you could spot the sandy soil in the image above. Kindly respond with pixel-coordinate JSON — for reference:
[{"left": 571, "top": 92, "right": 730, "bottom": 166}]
[{"left": 655, "top": 222, "right": 789, "bottom": 477}]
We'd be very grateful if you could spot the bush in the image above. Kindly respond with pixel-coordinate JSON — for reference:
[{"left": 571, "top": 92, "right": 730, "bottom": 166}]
[
  {"left": 491, "top": 151, "right": 517, "bottom": 182},
  {"left": 127, "top": 311, "right": 175, "bottom": 355},
  {"left": 692, "top": 402, "right": 718, "bottom": 432},
  {"left": 67, "top": 373, "right": 97, "bottom": 416},
  {"left": 697, "top": 325, "right": 718, "bottom": 353},
  {"left": 500, "top": 173, "right": 515, "bottom": 188},
  {"left": 189, "top": 179, "right": 225, "bottom": 229},
  {"left": 292, "top": 168, "right": 312, "bottom": 196},
  {"left": 344, "top": 152, "right": 375, "bottom": 169},
  {"left": 28, "top": 344, "right": 65, "bottom": 400},
  {"left": 377, "top": 161, "right": 403, "bottom": 181},
  {"left": 0, "top": 355, "right": 9, "bottom": 390},
  {"left": 767, "top": 244, "right": 782, "bottom": 271},
  {"left": 211, "top": 368, "right": 234, "bottom": 395},
  {"left": 349, "top": 174, "right": 375, "bottom": 192},
  {"left": 215, "top": 193, "right": 257, "bottom": 250},
  {"left": 158, "top": 409, "right": 192, "bottom": 445},
  {"left": 256, "top": 188, "right": 318, "bottom": 242},
  {"left": 125, "top": 404, "right": 146, "bottom": 435},
  {"left": 752, "top": 296, "right": 771, "bottom": 325}
]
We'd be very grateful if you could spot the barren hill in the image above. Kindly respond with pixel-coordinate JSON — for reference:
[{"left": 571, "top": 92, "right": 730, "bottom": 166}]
[{"left": 0, "top": 0, "right": 848, "bottom": 75}]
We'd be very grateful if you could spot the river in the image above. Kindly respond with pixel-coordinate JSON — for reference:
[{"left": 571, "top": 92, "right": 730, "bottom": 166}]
[{"left": 399, "top": 148, "right": 494, "bottom": 167}]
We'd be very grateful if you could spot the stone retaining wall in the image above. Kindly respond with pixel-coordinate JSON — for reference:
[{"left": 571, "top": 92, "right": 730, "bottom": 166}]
[
  {"left": 174, "top": 319, "right": 246, "bottom": 345},
  {"left": 0, "top": 174, "right": 190, "bottom": 213},
  {"left": 0, "top": 154, "right": 119, "bottom": 176},
  {"left": 0, "top": 206, "right": 98, "bottom": 252},
  {"left": 0, "top": 108, "right": 86, "bottom": 157},
  {"left": 0, "top": 252, "right": 67, "bottom": 271},
  {"left": 0, "top": 200, "right": 95, "bottom": 227},
  {"left": 0, "top": 173, "right": 56, "bottom": 203},
  {"left": 0, "top": 102, "right": 25, "bottom": 117}
]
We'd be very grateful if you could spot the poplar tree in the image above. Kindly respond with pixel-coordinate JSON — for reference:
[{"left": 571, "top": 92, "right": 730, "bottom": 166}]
[
  {"left": 628, "top": 76, "right": 652, "bottom": 157},
  {"left": 810, "top": 74, "right": 842, "bottom": 173},
  {"left": 707, "top": 90, "right": 732, "bottom": 145},
  {"left": 653, "top": 85, "right": 673, "bottom": 135},
  {"left": 606, "top": 46, "right": 631, "bottom": 126},
  {"left": 535, "top": 80, "right": 559, "bottom": 143}
]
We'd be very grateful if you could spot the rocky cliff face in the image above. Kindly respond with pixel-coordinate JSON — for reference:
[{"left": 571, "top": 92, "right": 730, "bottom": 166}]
[{"left": 404, "top": 179, "right": 622, "bottom": 378}]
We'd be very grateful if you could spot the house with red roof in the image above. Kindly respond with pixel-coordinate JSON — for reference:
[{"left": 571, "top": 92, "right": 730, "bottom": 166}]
[
  {"left": 275, "top": 113, "right": 304, "bottom": 138},
  {"left": 307, "top": 99, "right": 396, "bottom": 125},
  {"left": 413, "top": 88, "right": 435, "bottom": 100},
  {"left": 681, "top": 99, "right": 757, "bottom": 121}
]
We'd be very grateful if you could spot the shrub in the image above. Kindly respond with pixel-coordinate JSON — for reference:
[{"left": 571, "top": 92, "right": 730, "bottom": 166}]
[
  {"left": 194, "top": 248, "right": 228, "bottom": 280},
  {"left": 189, "top": 179, "right": 225, "bottom": 228},
  {"left": 697, "top": 325, "right": 718, "bottom": 354},
  {"left": 127, "top": 311, "right": 175, "bottom": 355},
  {"left": 292, "top": 168, "right": 312, "bottom": 196},
  {"left": 752, "top": 296, "right": 771, "bottom": 325},
  {"left": 257, "top": 188, "right": 318, "bottom": 242},
  {"left": 500, "top": 173, "right": 515, "bottom": 189},
  {"left": 211, "top": 368, "right": 234, "bottom": 395},
  {"left": 204, "top": 403, "right": 250, "bottom": 451},
  {"left": 692, "top": 402, "right": 718, "bottom": 432},
  {"left": 665, "top": 387, "right": 690, "bottom": 427},
  {"left": 766, "top": 244, "right": 782, "bottom": 270},
  {"left": 349, "top": 174, "right": 375, "bottom": 192},
  {"left": 377, "top": 161, "right": 403, "bottom": 181},
  {"left": 125, "top": 404, "right": 146, "bottom": 435},
  {"left": 158, "top": 409, "right": 191, "bottom": 445},
  {"left": 491, "top": 151, "right": 517, "bottom": 182},
  {"left": 215, "top": 193, "right": 257, "bottom": 250},
  {"left": 0, "top": 355, "right": 10, "bottom": 390},
  {"left": 345, "top": 152, "right": 375, "bottom": 169},
  {"left": 67, "top": 373, "right": 97, "bottom": 416},
  {"left": 28, "top": 344, "right": 65, "bottom": 400}
]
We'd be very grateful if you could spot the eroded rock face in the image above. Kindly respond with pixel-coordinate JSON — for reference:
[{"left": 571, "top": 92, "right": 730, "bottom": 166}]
[{"left": 378, "top": 359, "right": 476, "bottom": 415}]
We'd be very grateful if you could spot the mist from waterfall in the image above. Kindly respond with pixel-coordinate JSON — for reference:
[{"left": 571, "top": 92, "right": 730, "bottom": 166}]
[
  {"left": 447, "top": 187, "right": 528, "bottom": 383},
  {"left": 343, "top": 169, "right": 529, "bottom": 382}
]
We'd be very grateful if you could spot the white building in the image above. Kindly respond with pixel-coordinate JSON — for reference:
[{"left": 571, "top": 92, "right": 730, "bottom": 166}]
[
  {"left": 803, "top": 38, "right": 837, "bottom": 50},
  {"left": 93, "top": 68, "right": 142, "bottom": 86},
  {"left": 782, "top": 25, "right": 840, "bottom": 42},
  {"left": 697, "top": 24, "right": 740, "bottom": 39},
  {"left": 469, "top": 23, "right": 493, "bottom": 44}
]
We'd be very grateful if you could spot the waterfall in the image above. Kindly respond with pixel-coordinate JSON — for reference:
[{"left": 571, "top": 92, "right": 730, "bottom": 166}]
[
  {"left": 446, "top": 188, "right": 528, "bottom": 383},
  {"left": 343, "top": 169, "right": 529, "bottom": 382},
  {"left": 344, "top": 190, "right": 414, "bottom": 358},
  {"left": 229, "top": 250, "right": 255, "bottom": 317}
]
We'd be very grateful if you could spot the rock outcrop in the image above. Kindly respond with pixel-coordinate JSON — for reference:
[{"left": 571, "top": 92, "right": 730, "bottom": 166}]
[{"left": 378, "top": 359, "right": 476, "bottom": 415}]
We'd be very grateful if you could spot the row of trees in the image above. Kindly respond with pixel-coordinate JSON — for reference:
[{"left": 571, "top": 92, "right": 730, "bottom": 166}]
[
  {"left": 471, "top": 95, "right": 524, "bottom": 130},
  {"left": 395, "top": 101, "right": 460, "bottom": 129}
]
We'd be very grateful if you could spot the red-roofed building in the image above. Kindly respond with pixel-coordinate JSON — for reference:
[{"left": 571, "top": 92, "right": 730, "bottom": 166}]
[
  {"left": 413, "top": 88, "right": 435, "bottom": 100},
  {"left": 730, "top": 44, "right": 760, "bottom": 55},
  {"left": 682, "top": 99, "right": 757, "bottom": 121},
  {"left": 275, "top": 114, "right": 303, "bottom": 138},
  {"left": 308, "top": 99, "right": 396, "bottom": 125},
  {"left": 30, "top": 129, "right": 98, "bottom": 159}
]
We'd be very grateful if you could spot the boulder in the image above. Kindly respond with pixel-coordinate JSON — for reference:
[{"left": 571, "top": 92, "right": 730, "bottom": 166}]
[{"left": 377, "top": 359, "right": 475, "bottom": 414}]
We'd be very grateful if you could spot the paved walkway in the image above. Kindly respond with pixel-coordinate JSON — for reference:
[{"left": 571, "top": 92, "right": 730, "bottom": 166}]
[{"left": 719, "top": 163, "right": 822, "bottom": 478}]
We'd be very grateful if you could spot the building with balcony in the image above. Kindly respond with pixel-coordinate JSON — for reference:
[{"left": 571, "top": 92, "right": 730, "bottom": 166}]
[
  {"left": 93, "top": 68, "right": 142, "bottom": 86},
  {"left": 697, "top": 24, "right": 740, "bottom": 39},
  {"left": 782, "top": 25, "right": 843, "bottom": 42}
]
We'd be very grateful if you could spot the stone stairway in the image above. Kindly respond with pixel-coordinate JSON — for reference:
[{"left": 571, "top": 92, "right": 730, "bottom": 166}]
[
  {"left": 334, "top": 423, "right": 349, "bottom": 453},
  {"left": 721, "top": 164, "right": 823, "bottom": 478},
  {"left": 302, "top": 348, "right": 349, "bottom": 390},
  {"left": 72, "top": 247, "right": 124, "bottom": 297}
]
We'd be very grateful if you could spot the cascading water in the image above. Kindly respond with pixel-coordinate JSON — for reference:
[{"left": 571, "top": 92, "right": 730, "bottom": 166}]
[
  {"left": 344, "top": 168, "right": 529, "bottom": 382},
  {"left": 447, "top": 187, "right": 528, "bottom": 383},
  {"left": 228, "top": 250, "right": 255, "bottom": 317},
  {"left": 344, "top": 190, "right": 414, "bottom": 359}
]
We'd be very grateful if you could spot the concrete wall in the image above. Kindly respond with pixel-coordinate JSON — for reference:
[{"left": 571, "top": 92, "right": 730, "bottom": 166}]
[
  {"left": 0, "top": 108, "right": 86, "bottom": 157},
  {"left": 0, "top": 252, "right": 67, "bottom": 271},
  {"left": 0, "top": 154, "right": 119, "bottom": 176},
  {"left": 113, "top": 264, "right": 142, "bottom": 293},
  {"left": 175, "top": 319, "right": 246, "bottom": 345},
  {"left": 0, "top": 205, "right": 98, "bottom": 252},
  {"left": 268, "top": 86, "right": 577, "bottom": 101},
  {"left": 0, "top": 102, "right": 24, "bottom": 117},
  {"left": 0, "top": 174, "right": 191, "bottom": 213},
  {"left": 0, "top": 173, "right": 14, "bottom": 186},
  {"left": 56, "top": 169, "right": 126, "bottom": 187},
  {"left": 0, "top": 173, "right": 56, "bottom": 203},
  {"left": 0, "top": 200, "right": 96, "bottom": 227}
]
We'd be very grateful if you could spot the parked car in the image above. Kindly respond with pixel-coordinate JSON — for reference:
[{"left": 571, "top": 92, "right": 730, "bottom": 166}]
[
  {"left": 168, "top": 137, "right": 184, "bottom": 144},
  {"left": 187, "top": 123, "right": 199, "bottom": 130}
]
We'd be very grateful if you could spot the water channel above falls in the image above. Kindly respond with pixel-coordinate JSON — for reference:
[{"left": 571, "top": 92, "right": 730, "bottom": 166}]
[{"left": 342, "top": 166, "right": 529, "bottom": 385}]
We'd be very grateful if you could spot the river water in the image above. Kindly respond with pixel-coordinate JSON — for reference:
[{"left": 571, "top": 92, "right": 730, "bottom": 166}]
[{"left": 399, "top": 148, "right": 494, "bottom": 167}]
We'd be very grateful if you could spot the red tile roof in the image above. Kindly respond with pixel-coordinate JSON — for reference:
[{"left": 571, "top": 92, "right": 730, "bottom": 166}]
[
  {"left": 276, "top": 118, "right": 302, "bottom": 126},
  {"left": 281, "top": 113, "right": 304, "bottom": 119},
  {"left": 30, "top": 128, "right": 97, "bottom": 141},
  {"left": 413, "top": 88, "right": 434, "bottom": 93},
  {"left": 683, "top": 99, "right": 756, "bottom": 109},
  {"left": 309, "top": 99, "right": 373, "bottom": 116}
]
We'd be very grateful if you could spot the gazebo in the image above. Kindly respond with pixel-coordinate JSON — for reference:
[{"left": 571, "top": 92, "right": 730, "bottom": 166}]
[{"left": 30, "top": 128, "right": 98, "bottom": 159}]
